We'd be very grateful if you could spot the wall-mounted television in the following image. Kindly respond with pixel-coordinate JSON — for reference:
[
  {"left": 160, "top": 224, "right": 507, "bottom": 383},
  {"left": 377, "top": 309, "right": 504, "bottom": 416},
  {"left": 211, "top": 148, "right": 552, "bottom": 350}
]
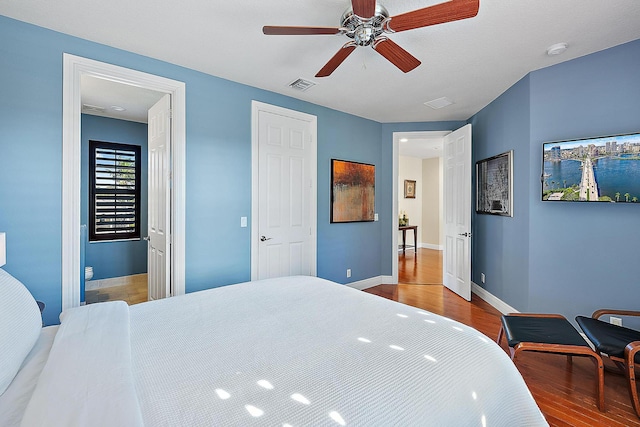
[{"left": 542, "top": 132, "right": 640, "bottom": 202}]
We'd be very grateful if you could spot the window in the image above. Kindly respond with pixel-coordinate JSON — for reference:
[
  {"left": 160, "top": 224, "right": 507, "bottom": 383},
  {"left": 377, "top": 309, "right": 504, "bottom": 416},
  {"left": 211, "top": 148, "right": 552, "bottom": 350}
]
[{"left": 89, "top": 140, "right": 141, "bottom": 241}]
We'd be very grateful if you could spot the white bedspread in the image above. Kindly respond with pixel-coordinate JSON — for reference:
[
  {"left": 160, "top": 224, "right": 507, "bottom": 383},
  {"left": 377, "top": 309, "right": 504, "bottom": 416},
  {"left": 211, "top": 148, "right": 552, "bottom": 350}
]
[
  {"left": 20, "top": 301, "right": 143, "bottom": 427},
  {"left": 128, "top": 276, "right": 548, "bottom": 426},
  {"left": 0, "top": 326, "right": 57, "bottom": 427}
]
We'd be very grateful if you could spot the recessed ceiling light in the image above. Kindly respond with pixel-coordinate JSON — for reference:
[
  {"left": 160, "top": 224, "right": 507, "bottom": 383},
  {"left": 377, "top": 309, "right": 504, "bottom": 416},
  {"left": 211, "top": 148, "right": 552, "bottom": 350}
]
[
  {"left": 400, "top": 138, "right": 409, "bottom": 142},
  {"left": 546, "top": 43, "right": 568, "bottom": 56},
  {"left": 110, "top": 105, "right": 126, "bottom": 112},
  {"left": 424, "top": 97, "right": 454, "bottom": 110}
]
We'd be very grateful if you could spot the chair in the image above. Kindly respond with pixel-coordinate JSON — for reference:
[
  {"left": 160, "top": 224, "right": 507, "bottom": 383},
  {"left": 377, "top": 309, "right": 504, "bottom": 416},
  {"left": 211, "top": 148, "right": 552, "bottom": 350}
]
[{"left": 576, "top": 309, "right": 640, "bottom": 418}]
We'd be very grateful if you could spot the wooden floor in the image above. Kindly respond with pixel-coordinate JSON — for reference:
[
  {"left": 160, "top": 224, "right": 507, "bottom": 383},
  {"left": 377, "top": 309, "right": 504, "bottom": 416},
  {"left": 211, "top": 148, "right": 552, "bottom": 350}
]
[
  {"left": 85, "top": 274, "right": 148, "bottom": 305},
  {"left": 399, "top": 247, "right": 442, "bottom": 284},
  {"left": 364, "top": 248, "right": 640, "bottom": 426}
]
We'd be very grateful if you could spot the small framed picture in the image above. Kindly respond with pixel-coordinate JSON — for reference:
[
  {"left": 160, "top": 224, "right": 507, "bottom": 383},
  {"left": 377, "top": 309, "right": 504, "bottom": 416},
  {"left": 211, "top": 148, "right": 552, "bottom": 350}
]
[{"left": 404, "top": 180, "right": 416, "bottom": 199}]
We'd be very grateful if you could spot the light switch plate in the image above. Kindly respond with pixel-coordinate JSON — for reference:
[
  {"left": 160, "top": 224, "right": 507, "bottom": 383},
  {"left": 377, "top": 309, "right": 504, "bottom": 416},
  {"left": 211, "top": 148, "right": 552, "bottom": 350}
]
[{"left": 240, "top": 217, "right": 247, "bottom": 228}]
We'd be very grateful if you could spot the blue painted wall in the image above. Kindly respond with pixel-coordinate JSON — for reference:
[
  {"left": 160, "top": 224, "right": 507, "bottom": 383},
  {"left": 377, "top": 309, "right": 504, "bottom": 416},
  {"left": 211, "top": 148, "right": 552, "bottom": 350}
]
[
  {"left": 0, "top": 15, "right": 384, "bottom": 325},
  {"left": 470, "top": 38, "right": 640, "bottom": 323},
  {"left": 81, "top": 114, "right": 148, "bottom": 281},
  {"left": 2, "top": 12, "right": 639, "bottom": 326},
  {"left": 469, "top": 76, "right": 531, "bottom": 310}
]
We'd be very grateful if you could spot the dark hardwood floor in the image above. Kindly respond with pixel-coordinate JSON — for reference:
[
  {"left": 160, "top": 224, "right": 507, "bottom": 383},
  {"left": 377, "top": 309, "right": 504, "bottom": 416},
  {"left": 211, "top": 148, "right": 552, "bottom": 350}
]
[{"left": 363, "top": 249, "right": 639, "bottom": 426}]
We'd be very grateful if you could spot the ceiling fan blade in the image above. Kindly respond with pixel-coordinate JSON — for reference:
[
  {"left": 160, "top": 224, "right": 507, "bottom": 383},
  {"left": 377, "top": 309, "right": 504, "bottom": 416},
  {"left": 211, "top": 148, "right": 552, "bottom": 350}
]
[
  {"left": 351, "top": 0, "right": 377, "bottom": 19},
  {"left": 387, "top": 0, "right": 479, "bottom": 33},
  {"left": 373, "top": 38, "right": 421, "bottom": 73},
  {"left": 263, "top": 26, "right": 343, "bottom": 35},
  {"left": 315, "top": 44, "right": 357, "bottom": 77}
]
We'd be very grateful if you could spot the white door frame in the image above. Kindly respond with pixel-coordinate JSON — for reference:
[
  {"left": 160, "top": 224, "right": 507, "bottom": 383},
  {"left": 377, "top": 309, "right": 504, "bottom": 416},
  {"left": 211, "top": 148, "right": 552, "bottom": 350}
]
[
  {"left": 250, "top": 101, "right": 317, "bottom": 280},
  {"left": 391, "top": 130, "right": 450, "bottom": 284},
  {"left": 62, "top": 53, "right": 186, "bottom": 310}
]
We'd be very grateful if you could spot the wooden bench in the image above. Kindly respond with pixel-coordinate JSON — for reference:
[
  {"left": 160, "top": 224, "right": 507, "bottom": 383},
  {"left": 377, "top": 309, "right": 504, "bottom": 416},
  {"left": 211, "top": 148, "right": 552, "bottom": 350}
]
[{"left": 497, "top": 313, "right": 605, "bottom": 411}]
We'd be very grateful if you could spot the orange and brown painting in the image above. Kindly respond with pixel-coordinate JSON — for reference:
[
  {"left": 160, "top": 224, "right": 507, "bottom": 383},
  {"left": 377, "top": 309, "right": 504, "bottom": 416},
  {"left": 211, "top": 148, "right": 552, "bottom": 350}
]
[{"left": 331, "top": 159, "right": 375, "bottom": 222}]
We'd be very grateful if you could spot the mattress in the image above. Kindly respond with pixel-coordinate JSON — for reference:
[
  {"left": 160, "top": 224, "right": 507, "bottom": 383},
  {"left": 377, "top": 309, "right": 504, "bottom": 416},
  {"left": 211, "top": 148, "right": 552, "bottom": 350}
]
[
  {"left": 128, "top": 276, "right": 547, "bottom": 426},
  {"left": 10, "top": 276, "right": 548, "bottom": 426}
]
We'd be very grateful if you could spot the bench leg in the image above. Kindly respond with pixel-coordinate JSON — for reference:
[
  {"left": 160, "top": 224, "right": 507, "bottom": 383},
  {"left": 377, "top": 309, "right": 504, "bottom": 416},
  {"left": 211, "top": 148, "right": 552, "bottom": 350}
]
[
  {"left": 626, "top": 345, "right": 640, "bottom": 418},
  {"left": 590, "top": 353, "right": 605, "bottom": 412}
]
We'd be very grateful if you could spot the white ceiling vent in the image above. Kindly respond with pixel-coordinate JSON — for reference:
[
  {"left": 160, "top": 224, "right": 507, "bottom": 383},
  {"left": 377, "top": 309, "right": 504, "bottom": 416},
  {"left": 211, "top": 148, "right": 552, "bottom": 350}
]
[
  {"left": 288, "top": 78, "right": 316, "bottom": 92},
  {"left": 424, "top": 97, "right": 454, "bottom": 110}
]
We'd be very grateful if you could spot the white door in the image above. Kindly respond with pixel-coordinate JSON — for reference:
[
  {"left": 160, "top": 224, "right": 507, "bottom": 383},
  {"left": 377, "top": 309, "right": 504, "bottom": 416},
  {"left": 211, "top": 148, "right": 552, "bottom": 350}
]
[
  {"left": 147, "top": 94, "right": 171, "bottom": 300},
  {"left": 443, "top": 124, "right": 472, "bottom": 300},
  {"left": 254, "top": 105, "right": 316, "bottom": 279}
]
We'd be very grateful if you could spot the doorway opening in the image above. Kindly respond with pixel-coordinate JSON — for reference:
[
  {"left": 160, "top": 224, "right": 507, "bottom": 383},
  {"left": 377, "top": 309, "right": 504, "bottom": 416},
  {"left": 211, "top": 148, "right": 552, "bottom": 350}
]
[
  {"left": 393, "top": 131, "right": 449, "bottom": 285},
  {"left": 62, "top": 54, "right": 186, "bottom": 310},
  {"left": 80, "top": 77, "right": 164, "bottom": 305}
]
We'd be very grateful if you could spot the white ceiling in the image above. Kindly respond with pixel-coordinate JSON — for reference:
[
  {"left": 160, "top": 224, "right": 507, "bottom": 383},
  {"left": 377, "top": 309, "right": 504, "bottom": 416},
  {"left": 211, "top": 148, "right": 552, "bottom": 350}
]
[
  {"left": 398, "top": 131, "right": 449, "bottom": 159},
  {"left": 81, "top": 76, "right": 165, "bottom": 123},
  {"left": 2, "top": 0, "right": 640, "bottom": 123}
]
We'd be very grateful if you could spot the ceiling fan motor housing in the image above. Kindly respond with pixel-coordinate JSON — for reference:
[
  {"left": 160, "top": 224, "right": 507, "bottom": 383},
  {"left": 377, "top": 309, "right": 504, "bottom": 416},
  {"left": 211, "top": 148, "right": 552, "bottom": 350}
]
[{"left": 341, "top": 5, "right": 389, "bottom": 46}]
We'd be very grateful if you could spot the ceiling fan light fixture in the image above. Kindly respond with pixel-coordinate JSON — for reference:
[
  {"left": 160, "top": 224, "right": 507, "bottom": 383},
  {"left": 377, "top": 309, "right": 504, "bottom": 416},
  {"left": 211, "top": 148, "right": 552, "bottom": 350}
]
[
  {"left": 424, "top": 97, "right": 454, "bottom": 109},
  {"left": 546, "top": 43, "right": 568, "bottom": 56}
]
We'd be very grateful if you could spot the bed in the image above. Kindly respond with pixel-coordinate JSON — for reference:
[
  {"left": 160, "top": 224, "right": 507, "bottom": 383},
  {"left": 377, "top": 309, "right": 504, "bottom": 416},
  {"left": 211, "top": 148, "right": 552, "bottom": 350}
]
[{"left": 0, "top": 269, "right": 548, "bottom": 426}]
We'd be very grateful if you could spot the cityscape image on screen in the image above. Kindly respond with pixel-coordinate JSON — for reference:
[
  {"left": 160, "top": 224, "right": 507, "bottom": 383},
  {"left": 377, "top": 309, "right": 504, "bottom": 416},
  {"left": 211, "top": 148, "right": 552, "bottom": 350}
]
[{"left": 542, "top": 132, "right": 640, "bottom": 202}]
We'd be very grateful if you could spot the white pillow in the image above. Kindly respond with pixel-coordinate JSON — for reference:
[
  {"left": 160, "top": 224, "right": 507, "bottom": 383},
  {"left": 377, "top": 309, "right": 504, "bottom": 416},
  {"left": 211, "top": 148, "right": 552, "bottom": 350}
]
[{"left": 0, "top": 268, "right": 42, "bottom": 395}]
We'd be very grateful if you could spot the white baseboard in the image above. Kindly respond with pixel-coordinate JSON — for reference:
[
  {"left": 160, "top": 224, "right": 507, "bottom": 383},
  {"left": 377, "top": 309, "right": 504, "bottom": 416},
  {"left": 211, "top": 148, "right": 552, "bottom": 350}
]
[
  {"left": 419, "top": 243, "right": 443, "bottom": 251},
  {"left": 346, "top": 275, "right": 394, "bottom": 291},
  {"left": 86, "top": 273, "right": 147, "bottom": 291},
  {"left": 344, "top": 276, "right": 519, "bottom": 315},
  {"left": 471, "top": 281, "right": 519, "bottom": 315}
]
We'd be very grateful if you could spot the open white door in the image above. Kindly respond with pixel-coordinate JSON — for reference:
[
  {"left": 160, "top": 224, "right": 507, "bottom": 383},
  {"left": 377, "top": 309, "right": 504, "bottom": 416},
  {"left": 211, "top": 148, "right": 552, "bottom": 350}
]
[
  {"left": 443, "top": 124, "right": 472, "bottom": 300},
  {"left": 252, "top": 102, "right": 317, "bottom": 280},
  {"left": 147, "top": 94, "right": 171, "bottom": 300}
]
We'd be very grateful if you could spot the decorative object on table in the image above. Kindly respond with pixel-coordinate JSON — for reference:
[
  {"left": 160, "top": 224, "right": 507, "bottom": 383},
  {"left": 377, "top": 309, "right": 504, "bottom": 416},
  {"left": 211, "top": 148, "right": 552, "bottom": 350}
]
[
  {"left": 476, "top": 150, "right": 513, "bottom": 217},
  {"left": 404, "top": 179, "right": 416, "bottom": 198},
  {"left": 331, "top": 159, "right": 375, "bottom": 223},
  {"left": 399, "top": 211, "right": 409, "bottom": 226}
]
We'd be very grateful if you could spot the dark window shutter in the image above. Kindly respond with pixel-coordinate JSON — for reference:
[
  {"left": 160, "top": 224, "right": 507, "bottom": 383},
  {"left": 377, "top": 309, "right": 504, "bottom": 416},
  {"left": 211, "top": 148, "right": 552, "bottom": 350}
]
[{"left": 89, "top": 141, "right": 141, "bottom": 241}]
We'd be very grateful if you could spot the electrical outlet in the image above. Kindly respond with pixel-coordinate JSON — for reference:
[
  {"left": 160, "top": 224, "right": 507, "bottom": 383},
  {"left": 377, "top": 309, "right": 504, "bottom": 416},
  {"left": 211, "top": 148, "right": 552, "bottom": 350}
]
[
  {"left": 481, "top": 273, "right": 485, "bottom": 284},
  {"left": 346, "top": 269, "right": 351, "bottom": 278},
  {"left": 374, "top": 213, "right": 379, "bottom": 221},
  {"left": 610, "top": 316, "right": 623, "bottom": 327}
]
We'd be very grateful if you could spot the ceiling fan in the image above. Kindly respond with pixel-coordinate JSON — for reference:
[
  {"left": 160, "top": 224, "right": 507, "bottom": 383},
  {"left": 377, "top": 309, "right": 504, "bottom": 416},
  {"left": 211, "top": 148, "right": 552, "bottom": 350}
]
[{"left": 263, "top": 0, "right": 479, "bottom": 77}]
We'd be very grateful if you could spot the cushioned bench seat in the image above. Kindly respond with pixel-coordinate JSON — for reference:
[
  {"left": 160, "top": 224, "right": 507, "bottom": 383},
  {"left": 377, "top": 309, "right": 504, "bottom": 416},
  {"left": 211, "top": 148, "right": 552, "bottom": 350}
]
[{"left": 497, "top": 313, "right": 605, "bottom": 411}]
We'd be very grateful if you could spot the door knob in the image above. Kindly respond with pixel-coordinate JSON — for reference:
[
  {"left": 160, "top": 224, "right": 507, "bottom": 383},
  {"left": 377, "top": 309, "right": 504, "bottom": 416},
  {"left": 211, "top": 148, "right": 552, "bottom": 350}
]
[
  {"left": 260, "top": 236, "right": 273, "bottom": 242},
  {"left": 143, "top": 236, "right": 150, "bottom": 241},
  {"left": 458, "top": 232, "right": 472, "bottom": 237}
]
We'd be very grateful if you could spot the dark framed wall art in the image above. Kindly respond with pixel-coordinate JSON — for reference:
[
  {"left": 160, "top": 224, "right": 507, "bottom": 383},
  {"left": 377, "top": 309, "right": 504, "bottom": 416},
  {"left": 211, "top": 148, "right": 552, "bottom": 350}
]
[
  {"left": 331, "top": 159, "right": 375, "bottom": 223},
  {"left": 476, "top": 150, "right": 513, "bottom": 217}
]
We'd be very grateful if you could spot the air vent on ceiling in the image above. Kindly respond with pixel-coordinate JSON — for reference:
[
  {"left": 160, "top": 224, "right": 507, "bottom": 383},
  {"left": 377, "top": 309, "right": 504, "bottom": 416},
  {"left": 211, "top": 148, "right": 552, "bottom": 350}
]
[
  {"left": 424, "top": 97, "right": 454, "bottom": 110},
  {"left": 82, "top": 103, "right": 106, "bottom": 113},
  {"left": 288, "top": 78, "right": 316, "bottom": 92}
]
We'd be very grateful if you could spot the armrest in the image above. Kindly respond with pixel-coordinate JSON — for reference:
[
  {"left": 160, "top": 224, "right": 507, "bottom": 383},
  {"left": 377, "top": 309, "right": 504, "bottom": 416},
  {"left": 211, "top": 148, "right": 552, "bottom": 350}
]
[
  {"left": 592, "top": 309, "right": 640, "bottom": 320},
  {"left": 625, "top": 341, "right": 640, "bottom": 363}
]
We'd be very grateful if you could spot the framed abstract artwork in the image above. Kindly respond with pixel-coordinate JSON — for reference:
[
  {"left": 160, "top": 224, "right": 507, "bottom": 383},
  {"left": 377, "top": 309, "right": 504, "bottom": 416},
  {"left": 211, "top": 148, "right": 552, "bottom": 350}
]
[
  {"left": 331, "top": 159, "right": 375, "bottom": 223},
  {"left": 476, "top": 150, "right": 513, "bottom": 216}
]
